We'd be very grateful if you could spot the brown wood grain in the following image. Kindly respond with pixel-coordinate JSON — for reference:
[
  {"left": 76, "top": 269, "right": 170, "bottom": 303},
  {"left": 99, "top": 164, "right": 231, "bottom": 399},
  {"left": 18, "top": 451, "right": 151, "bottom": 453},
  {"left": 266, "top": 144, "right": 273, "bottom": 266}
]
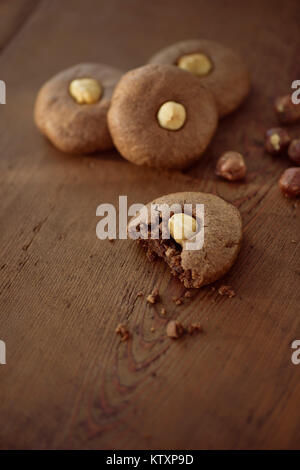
[
  {"left": 0, "top": 0, "right": 40, "bottom": 52},
  {"left": 0, "top": 0, "right": 300, "bottom": 450}
]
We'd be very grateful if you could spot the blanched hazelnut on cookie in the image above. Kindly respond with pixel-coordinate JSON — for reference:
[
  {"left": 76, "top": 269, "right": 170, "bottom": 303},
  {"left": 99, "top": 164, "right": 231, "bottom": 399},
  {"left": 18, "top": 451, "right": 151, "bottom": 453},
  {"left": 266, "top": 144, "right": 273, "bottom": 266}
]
[
  {"left": 157, "top": 101, "right": 186, "bottom": 130},
  {"left": 69, "top": 78, "right": 102, "bottom": 104},
  {"left": 34, "top": 63, "right": 122, "bottom": 154},
  {"left": 128, "top": 192, "right": 242, "bottom": 289},
  {"left": 108, "top": 64, "right": 218, "bottom": 170},
  {"left": 177, "top": 53, "right": 213, "bottom": 76},
  {"left": 168, "top": 213, "right": 198, "bottom": 246},
  {"left": 149, "top": 39, "right": 250, "bottom": 118}
]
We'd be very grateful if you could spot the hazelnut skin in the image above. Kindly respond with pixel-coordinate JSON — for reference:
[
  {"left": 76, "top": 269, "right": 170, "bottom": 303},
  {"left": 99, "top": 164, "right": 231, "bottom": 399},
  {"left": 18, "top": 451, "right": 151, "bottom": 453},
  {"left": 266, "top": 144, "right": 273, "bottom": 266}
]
[
  {"left": 265, "top": 128, "right": 291, "bottom": 155},
  {"left": 274, "top": 95, "right": 300, "bottom": 124},
  {"left": 279, "top": 167, "right": 300, "bottom": 197},
  {"left": 288, "top": 139, "right": 300, "bottom": 165},
  {"left": 215, "top": 151, "right": 246, "bottom": 181}
]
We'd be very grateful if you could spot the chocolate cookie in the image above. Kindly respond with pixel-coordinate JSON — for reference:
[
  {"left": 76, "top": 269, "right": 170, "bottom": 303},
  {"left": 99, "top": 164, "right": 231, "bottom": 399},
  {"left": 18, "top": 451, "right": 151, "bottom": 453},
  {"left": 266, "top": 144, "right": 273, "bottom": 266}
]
[
  {"left": 34, "top": 63, "right": 123, "bottom": 154},
  {"left": 149, "top": 39, "right": 250, "bottom": 118},
  {"left": 107, "top": 64, "right": 218, "bottom": 170},
  {"left": 128, "top": 192, "right": 242, "bottom": 288}
]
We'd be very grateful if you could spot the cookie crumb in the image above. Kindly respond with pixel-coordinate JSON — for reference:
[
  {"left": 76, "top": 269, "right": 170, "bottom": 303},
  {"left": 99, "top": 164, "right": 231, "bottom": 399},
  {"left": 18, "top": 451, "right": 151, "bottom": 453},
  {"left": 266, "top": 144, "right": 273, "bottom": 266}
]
[
  {"left": 166, "top": 320, "right": 185, "bottom": 339},
  {"left": 146, "top": 249, "right": 157, "bottom": 262},
  {"left": 136, "top": 291, "right": 144, "bottom": 298},
  {"left": 187, "top": 323, "right": 203, "bottom": 335},
  {"left": 150, "top": 327, "right": 156, "bottom": 333},
  {"left": 108, "top": 237, "right": 115, "bottom": 243},
  {"left": 147, "top": 287, "right": 160, "bottom": 304},
  {"left": 161, "top": 307, "right": 167, "bottom": 315},
  {"left": 172, "top": 296, "right": 183, "bottom": 305},
  {"left": 165, "top": 247, "right": 175, "bottom": 257},
  {"left": 218, "top": 285, "right": 236, "bottom": 298},
  {"left": 184, "top": 291, "right": 192, "bottom": 298},
  {"left": 115, "top": 324, "right": 130, "bottom": 342}
]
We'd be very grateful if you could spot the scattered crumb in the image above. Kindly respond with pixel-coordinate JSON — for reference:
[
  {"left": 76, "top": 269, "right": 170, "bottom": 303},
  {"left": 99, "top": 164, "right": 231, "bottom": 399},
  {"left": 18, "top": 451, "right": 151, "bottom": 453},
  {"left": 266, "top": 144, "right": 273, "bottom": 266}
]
[
  {"left": 166, "top": 320, "right": 204, "bottom": 339},
  {"left": 136, "top": 291, "right": 144, "bottom": 298},
  {"left": 108, "top": 238, "right": 115, "bottom": 243},
  {"left": 146, "top": 250, "right": 157, "bottom": 262},
  {"left": 147, "top": 287, "right": 160, "bottom": 304},
  {"left": 150, "top": 327, "right": 156, "bottom": 333},
  {"left": 187, "top": 323, "right": 203, "bottom": 335},
  {"left": 172, "top": 296, "right": 183, "bottom": 305},
  {"left": 291, "top": 240, "right": 297, "bottom": 244},
  {"left": 218, "top": 285, "right": 236, "bottom": 298},
  {"left": 184, "top": 291, "right": 192, "bottom": 298},
  {"left": 115, "top": 324, "right": 130, "bottom": 342},
  {"left": 161, "top": 307, "right": 167, "bottom": 315},
  {"left": 165, "top": 247, "right": 175, "bottom": 257},
  {"left": 166, "top": 320, "right": 185, "bottom": 339}
]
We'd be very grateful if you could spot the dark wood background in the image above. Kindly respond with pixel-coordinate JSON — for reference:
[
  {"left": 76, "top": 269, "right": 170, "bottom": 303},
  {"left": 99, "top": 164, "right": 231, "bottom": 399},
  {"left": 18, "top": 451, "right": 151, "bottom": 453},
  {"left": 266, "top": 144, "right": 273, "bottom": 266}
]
[{"left": 0, "top": 0, "right": 299, "bottom": 450}]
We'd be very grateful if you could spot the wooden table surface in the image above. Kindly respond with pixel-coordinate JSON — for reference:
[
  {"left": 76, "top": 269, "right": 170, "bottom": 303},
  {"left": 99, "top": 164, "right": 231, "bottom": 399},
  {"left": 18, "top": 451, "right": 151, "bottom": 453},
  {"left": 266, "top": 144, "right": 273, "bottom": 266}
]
[{"left": 0, "top": 0, "right": 300, "bottom": 450}]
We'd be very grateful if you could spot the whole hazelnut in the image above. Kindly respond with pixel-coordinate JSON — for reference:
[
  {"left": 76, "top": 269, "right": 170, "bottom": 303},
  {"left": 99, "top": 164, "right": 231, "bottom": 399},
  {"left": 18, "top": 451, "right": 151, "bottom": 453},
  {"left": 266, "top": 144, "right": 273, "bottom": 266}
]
[
  {"left": 168, "top": 213, "right": 198, "bottom": 246},
  {"left": 279, "top": 167, "right": 300, "bottom": 197},
  {"left": 69, "top": 78, "right": 102, "bottom": 104},
  {"left": 265, "top": 128, "right": 291, "bottom": 155},
  {"left": 288, "top": 139, "right": 300, "bottom": 165},
  {"left": 177, "top": 53, "right": 213, "bottom": 77},
  {"left": 157, "top": 101, "right": 186, "bottom": 130},
  {"left": 274, "top": 95, "right": 300, "bottom": 124},
  {"left": 215, "top": 151, "right": 246, "bottom": 181}
]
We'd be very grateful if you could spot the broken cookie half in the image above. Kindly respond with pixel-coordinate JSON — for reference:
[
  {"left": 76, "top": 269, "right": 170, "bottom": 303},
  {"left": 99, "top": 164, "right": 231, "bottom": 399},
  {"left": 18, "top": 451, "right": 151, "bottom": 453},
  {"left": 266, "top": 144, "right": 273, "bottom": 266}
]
[{"left": 127, "top": 192, "right": 242, "bottom": 289}]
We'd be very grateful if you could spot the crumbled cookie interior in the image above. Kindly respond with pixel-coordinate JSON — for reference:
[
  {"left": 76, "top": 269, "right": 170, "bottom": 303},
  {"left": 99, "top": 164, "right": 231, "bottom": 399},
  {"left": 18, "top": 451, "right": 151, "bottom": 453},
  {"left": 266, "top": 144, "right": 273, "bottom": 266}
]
[{"left": 137, "top": 212, "right": 193, "bottom": 285}]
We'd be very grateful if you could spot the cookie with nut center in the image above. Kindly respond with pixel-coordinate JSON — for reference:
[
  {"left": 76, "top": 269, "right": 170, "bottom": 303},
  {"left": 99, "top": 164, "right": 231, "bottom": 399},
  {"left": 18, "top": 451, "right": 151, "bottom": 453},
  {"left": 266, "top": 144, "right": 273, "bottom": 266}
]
[
  {"left": 149, "top": 39, "right": 250, "bottom": 118},
  {"left": 108, "top": 64, "right": 218, "bottom": 170},
  {"left": 128, "top": 192, "right": 242, "bottom": 289},
  {"left": 34, "top": 63, "right": 123, "bottom": 154}
]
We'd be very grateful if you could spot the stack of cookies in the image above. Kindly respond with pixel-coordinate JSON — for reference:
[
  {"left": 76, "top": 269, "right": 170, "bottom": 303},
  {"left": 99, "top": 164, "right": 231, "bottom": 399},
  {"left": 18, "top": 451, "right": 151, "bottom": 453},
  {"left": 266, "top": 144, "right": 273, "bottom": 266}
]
[{"left": 34, "top": 39, "right": 250, "bottom": 169}]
